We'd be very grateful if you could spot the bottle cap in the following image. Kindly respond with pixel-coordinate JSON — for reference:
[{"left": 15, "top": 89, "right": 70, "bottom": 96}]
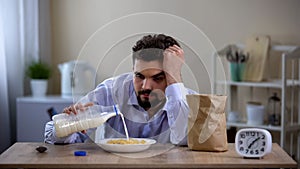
[{"left": 74, "top": 151, "right": 87, "bottom": 156}]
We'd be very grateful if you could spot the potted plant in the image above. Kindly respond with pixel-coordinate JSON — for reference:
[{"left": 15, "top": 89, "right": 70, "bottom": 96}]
[{"left": 26, "top": 61, "right": 51, "bottom": 97}]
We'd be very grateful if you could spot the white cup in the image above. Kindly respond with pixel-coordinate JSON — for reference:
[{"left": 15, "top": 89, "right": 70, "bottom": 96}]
[{"left": 246, "top": 102, "right": 265, "bottom": 125}]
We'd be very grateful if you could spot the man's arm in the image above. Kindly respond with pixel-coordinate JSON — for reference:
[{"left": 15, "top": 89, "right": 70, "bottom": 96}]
[
  {"left": 162, "top": 45, "right": 196, "bottom": 145},
  {"left": 44, "top": 81, "right": 112, "bottom": 144},
  {"left": 44, "top": 102, "right": 93, "bottom": 144},
  {"left": 164, "top": 83, "right": 197, "bottom": 145},
  {"left": 44, "top": 121, "right": 87, "bottom": 144},
  {"left": 163, "top": 45, "right": 185, "bottom": 85}
]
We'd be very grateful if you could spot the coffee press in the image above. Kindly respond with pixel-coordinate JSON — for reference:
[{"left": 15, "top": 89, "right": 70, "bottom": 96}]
[{"left": 267, "top": 93, "right": 281, "bottom": 126}]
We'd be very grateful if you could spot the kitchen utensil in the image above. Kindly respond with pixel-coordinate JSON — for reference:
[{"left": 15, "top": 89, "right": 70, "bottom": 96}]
[
  {"left": 243, "top": 36, "right": 270, "bottom": 81},
  {"left": 226, "top": 50, "right": 237, "bottom": 62},
  {"left": 227, "top": 50, "right": 248, "bottom": 81},
  {"left": 267, "top": 93, "right": 281, "bottom": 126},
  {"left": 226, "top": 50, "right": 249, "bottom": 63}
]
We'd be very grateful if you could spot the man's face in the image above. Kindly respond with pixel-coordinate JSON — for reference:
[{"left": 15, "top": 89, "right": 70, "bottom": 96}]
[{"left": 133, "top": 59, "right": 167, "bottom": 110}]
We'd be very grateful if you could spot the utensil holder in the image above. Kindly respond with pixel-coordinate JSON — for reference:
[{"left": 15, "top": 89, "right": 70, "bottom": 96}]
[{"left": 230, "top": 63, "right": 245, "bottom": 82}]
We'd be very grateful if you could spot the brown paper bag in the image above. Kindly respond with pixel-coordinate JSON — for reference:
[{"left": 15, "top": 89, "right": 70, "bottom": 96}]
[{"left": 187, "top": 94, "right": 228, "bottom": 152}]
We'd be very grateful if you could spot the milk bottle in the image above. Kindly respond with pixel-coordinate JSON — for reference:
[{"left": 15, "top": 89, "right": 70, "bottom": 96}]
[{"left": 52, "top": 105, "right": 119, "bottom": 138}]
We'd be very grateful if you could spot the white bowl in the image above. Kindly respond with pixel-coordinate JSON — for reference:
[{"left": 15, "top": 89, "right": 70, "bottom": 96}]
[{"left": 97, "top": 138, "right": 156, "bottom": 153}]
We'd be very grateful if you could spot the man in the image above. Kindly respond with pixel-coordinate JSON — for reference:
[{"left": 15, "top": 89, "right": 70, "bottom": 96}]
[{"left": 44, "top": 34, "right": 197, "bottom": 145}]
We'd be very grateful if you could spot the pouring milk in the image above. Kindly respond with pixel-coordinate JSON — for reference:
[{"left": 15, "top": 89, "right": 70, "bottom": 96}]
[{"left": 52, "top": 105, "right": 129, "bottom": 139}]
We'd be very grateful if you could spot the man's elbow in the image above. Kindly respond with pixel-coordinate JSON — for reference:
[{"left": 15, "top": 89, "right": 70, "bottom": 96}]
[{"left": 170, "top": 134, "right": 187, "bottom": 146}]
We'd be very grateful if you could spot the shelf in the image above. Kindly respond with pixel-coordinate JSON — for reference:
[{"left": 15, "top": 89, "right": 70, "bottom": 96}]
[
  {"left": 227, "top": 122, "right": 282, "bottom": 131},
  {"left": 227, "top": 122, "right": 300, "bottom": 132},
  {"left": 215, "top": 43, "right": 300, "bottom": 163},
  {"left": 216, "top": 79, "right": 300, "bottom": 88},
  {"left": 285, "top": 123, "right": 300, "bottom": 131},
  {"left": 236, "top": 43, "right": 298, "bottom": 53}
]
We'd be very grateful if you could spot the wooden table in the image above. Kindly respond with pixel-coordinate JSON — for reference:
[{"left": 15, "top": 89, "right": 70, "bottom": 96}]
[{"left": 0, "top": 142, "right": 297, "bottom": 169}]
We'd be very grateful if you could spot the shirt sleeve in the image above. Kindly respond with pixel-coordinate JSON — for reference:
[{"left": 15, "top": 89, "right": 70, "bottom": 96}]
[
  {"left": 164, "top": 83, "right": 197, "bottom": 145},
  {"left": 43, "top": 79, "right": 112, "bottom": 144},
  {"left": 44, "top": 121, "right": 87, "bottom": 144}
]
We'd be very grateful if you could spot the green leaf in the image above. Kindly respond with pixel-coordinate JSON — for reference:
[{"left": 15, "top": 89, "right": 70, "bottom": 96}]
[{"left": 26, "top": 61, "right": 51, "bottom": 79}]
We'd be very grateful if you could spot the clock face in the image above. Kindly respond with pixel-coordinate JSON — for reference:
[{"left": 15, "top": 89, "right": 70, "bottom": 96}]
[{"left": 235, "top": 128, "right": 272, "bottom": 158}]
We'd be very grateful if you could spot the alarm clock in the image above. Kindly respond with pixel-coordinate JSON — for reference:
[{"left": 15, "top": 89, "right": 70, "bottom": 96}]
[{"left": 235, "top": 128, "right": 272, "bottom": 158}]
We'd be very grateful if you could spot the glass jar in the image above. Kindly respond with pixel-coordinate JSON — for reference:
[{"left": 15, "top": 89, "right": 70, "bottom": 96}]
[{"left": 267, "top": 93, "right": 281, "bottom": 126}]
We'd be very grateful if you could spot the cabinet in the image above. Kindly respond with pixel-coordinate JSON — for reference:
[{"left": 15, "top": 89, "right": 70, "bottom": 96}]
[
  {"left": 16, "top": 95, "right": 74, "bottom": 142},
  {"left": 213, "top": 44, "right": 300, "bottom": 162}
]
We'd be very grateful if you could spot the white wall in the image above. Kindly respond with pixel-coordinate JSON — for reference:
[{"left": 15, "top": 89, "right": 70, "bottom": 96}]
[{"left": 50, "top": 0, "right": 300, "bottom": 94}]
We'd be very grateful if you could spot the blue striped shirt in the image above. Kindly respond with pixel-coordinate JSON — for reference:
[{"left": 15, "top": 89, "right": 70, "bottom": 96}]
[{"left": 44, "top": 73, "right": 197, "bottom": 145}]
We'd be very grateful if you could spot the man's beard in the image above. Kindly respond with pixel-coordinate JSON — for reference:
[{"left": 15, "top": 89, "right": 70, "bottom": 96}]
[{"left": 137, "top": 89, "right": 163, "bottom": 110}]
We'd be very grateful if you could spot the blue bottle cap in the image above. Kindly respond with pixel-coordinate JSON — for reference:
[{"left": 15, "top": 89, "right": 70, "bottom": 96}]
[{"left": 74, "top": 151, "right": 87, "bottom": 156}]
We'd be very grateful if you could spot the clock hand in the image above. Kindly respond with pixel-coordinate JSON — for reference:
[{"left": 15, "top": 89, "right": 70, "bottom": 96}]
[{"left": 248, "top": 137, "right": 260, "bottom": 149}]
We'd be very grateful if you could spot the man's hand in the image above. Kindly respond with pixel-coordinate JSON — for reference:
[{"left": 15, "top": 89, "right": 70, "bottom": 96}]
[
  {"left": 63, "top": 102, "right": 94, "bottom": 115},
  {"left": 62, "top": 102, "right": 94, "bottom": 134},
  {"left": 163, "top": 45, "right": 185, "bottom": 85}
]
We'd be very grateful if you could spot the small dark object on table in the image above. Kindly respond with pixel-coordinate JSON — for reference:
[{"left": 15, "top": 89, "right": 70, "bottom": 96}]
[{"left": 36, "top": 146, "right": 47, "bottom": 153}]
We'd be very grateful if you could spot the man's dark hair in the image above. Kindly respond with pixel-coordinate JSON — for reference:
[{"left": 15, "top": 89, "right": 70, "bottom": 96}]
[{"left": 132, "top": 34, "right": 180, "bottom": 63}]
